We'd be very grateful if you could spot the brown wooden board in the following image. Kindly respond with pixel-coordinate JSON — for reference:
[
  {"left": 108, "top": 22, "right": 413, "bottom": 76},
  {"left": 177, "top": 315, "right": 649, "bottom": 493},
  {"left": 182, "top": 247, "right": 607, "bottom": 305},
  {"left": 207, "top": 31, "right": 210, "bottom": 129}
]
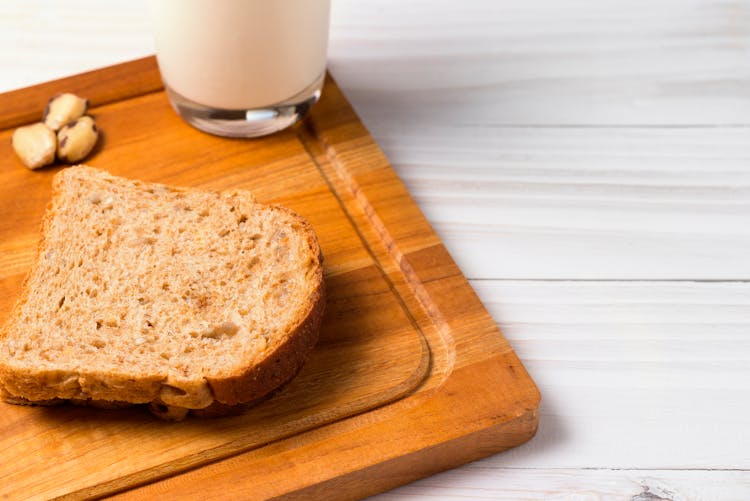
[{"left": 0, "top": 57, "right": 540, "bottom": 500}]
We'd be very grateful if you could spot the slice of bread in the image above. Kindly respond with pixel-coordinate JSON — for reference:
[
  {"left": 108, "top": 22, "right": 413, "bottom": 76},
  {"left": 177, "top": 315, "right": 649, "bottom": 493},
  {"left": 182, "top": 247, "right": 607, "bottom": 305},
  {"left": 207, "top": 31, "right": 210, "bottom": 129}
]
[{"left": 0, "top": 166, "right": 325, "bottom": 419}]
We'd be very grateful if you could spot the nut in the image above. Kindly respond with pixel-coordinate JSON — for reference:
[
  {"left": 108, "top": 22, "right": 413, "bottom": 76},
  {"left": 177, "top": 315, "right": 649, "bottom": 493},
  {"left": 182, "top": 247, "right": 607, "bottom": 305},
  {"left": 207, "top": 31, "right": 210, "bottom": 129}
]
[
  {"left": 43, "top": 93, "right": 89, "bottom": 131},
  {"left": 11, "top": 123, "right": 57, "bottom": 170},
  {"left": 57, "top": 116, "right": 99, "bottom": 163}
]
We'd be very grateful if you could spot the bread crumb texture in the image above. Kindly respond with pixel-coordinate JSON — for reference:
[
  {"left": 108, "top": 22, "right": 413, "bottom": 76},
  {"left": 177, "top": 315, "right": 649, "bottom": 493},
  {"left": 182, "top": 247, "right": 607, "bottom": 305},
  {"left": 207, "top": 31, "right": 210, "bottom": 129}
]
[{"left": 0, "top": 166, "right": 324, "bottom": 412}]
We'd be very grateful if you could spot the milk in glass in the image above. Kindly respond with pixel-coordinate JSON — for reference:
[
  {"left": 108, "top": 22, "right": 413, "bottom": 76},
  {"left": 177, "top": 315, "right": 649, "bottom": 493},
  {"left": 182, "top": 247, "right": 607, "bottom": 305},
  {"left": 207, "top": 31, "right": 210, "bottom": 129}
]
[{"left": 151, "top": 0, "right": 331, "bottom": 137}]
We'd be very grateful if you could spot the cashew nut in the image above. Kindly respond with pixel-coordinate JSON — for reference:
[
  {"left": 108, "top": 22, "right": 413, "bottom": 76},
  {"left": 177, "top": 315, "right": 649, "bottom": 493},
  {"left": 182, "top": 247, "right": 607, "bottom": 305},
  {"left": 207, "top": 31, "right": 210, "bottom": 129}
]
[
  {"left": 43, "top": 93, "right": 89, "bottom": 131},
  {"left": 11, "top": 123, "right": 57, "bottom": 170},
  {"left": 57, "top": 116, "right": 99, "bottom": 163}
]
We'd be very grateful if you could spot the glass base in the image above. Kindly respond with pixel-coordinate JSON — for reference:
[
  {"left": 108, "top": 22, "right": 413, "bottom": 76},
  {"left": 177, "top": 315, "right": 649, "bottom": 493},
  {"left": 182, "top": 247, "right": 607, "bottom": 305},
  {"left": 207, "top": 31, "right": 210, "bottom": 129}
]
[{"left": 164, "top": 73, "right": 325, "bottom": 138}]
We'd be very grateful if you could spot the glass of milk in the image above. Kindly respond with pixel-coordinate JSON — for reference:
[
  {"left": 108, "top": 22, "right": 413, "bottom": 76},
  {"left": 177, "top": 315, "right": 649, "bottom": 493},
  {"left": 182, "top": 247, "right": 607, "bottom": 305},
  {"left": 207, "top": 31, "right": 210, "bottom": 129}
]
[{"left": 150, "top": 0, "right": 331, "bottom": 137}]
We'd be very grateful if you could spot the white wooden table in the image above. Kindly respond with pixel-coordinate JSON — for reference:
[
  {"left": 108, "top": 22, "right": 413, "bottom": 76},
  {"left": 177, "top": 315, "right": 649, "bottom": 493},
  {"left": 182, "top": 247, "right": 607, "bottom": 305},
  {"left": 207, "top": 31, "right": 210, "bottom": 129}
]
[{"left": 2, "top": 1, "right": 749, "bottom": 499}]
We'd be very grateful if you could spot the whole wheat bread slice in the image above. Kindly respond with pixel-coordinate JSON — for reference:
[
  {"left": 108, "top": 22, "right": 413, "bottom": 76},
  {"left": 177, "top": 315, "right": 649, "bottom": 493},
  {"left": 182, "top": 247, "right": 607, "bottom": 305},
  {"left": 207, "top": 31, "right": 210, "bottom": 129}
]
[{"left": 0, "top": 166, "right": 325, "bottom": 419}]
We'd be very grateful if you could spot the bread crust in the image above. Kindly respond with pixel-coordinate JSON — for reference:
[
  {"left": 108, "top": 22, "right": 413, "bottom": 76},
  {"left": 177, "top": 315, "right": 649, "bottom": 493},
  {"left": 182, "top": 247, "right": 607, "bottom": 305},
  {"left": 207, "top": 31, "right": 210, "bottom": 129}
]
[
  {"left": 206, "top": 275, "right": 324, "bottom": 407},
  {"left": 0, "top": 166, "right": 326, "bottom": 419}
]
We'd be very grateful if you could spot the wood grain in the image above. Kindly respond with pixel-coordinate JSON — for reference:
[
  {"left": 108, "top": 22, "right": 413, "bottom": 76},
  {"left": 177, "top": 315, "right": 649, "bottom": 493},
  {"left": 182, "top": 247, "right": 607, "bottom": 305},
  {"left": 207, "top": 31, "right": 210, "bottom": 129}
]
[
  {"left": 0, "top": 58, "right": 538, "bottom": 499},
  {"left": 374, "top": 468, "right": 750, "bottom": 500},
  {"left": 467, "top": 280, "right": 750, "bottom": 469},
  {"left": 0, "top": 1, "right": 152, "bottom": 93},
  {"left": 372, "top": 124, "right": 750, "bottom": 281},
  {"left": 329, "top": 0, "right": 750, "bottom": 127}
]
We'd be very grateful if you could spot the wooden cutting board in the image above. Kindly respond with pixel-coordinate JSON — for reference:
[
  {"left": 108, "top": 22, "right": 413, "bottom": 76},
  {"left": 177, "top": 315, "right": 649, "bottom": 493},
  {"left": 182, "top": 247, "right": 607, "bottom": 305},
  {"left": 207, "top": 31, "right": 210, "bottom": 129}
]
[{"left": 0, "top": 57, "right": 540, "bottom": 500}]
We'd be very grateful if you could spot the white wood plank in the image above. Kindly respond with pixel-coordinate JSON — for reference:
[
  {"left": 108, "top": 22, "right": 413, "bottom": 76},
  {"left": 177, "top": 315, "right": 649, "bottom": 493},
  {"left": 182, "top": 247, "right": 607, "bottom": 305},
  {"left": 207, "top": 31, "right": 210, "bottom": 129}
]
[
  {"left": 461, "top": 280, "right": 750, "bottom": 469},
  {"left": 0, "top": 0, "right": 152, "bottom": 91},
  {"left": 377, "top": 125, "right": 750, "bottom": 280},
  {"left": 372, "top": 468, "right": 750, "bottom": 500},
  {"left": 329, "top": 0, "right": 750, "bottom": 126}
]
